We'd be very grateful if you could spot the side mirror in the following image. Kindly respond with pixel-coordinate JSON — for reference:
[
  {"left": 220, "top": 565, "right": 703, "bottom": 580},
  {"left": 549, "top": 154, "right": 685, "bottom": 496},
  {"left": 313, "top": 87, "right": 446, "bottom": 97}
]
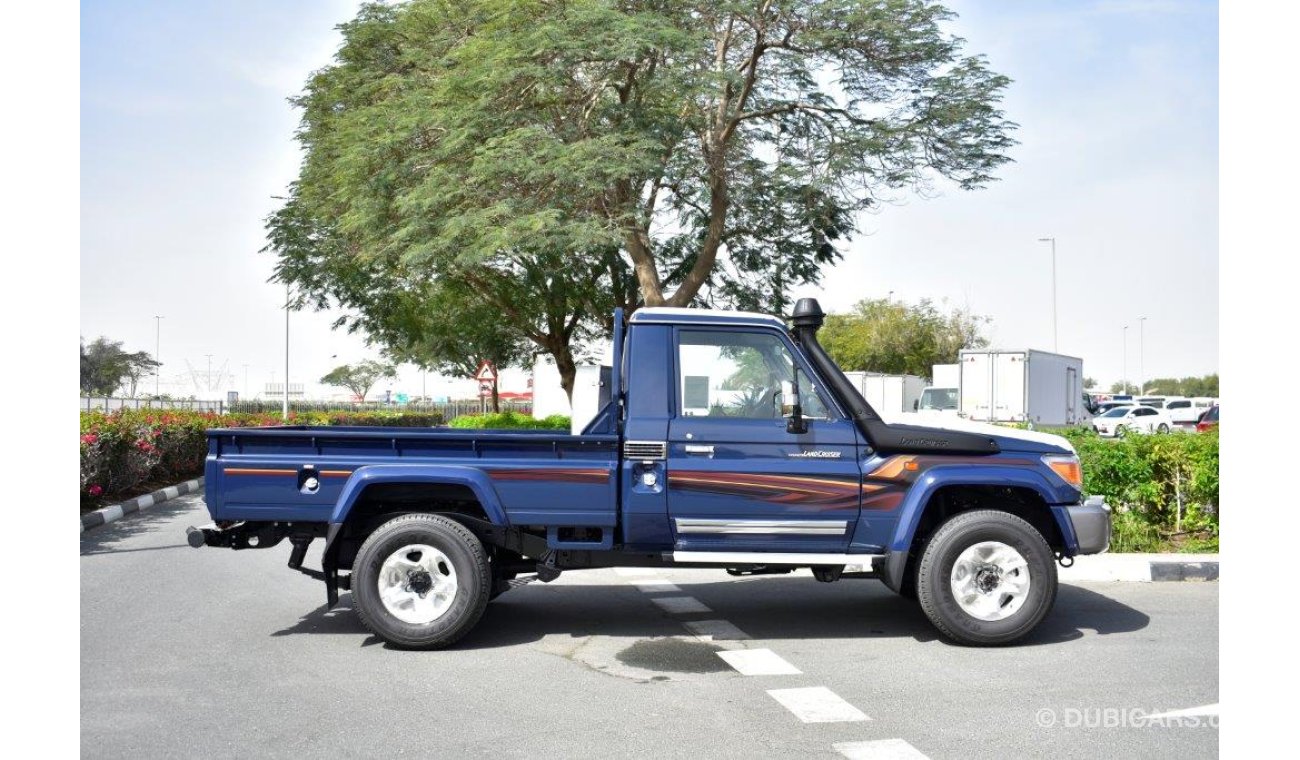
[
  {"left": 785, "top": 372, "right": 808, "bottom": 434},
  {"left": 779, "top": 380, "right": 795, "bottom": 416},
  {"left": 913, "top": 399, "right": 919, "bottom": 411}
]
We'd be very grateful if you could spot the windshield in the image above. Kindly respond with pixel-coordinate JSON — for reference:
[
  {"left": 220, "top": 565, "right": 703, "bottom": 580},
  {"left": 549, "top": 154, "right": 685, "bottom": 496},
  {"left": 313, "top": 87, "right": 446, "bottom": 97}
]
[
  {"left": 919, "top": 388, "right": 958, "bottom": 411},
  {"left": 1100, "top": 407, "right": 1131, "bottom": 418},
  {"left": 1204, "top": 406, "right": 1219, "bottom": 422}
]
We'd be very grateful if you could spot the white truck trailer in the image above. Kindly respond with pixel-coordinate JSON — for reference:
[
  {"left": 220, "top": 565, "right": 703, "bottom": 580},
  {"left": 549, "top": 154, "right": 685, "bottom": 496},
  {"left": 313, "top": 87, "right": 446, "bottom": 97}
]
[
  {"left": 958, "top": 349, "right": 1088, "bottom": 427},
  {"left": 842, "top": 372, "right": 928, "bottom": 415}
]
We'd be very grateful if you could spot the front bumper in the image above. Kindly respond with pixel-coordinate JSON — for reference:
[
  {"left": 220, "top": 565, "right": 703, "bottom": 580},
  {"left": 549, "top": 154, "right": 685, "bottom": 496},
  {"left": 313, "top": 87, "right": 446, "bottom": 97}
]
[{"left": 1066, "top": 496, "right": 1111, "bottom": 554}]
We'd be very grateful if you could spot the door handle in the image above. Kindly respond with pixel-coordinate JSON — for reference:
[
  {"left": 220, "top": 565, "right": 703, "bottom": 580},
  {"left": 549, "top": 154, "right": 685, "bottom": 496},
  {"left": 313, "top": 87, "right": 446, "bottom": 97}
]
[{"left": 683, "top": 444, "right": 715, "bottom": 455}]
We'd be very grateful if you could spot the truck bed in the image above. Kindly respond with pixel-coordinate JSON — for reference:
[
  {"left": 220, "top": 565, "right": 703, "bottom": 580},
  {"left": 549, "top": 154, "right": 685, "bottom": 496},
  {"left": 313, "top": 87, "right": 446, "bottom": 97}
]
[{"left": 204, "top": 425, "right": 619, "bottom": 527}]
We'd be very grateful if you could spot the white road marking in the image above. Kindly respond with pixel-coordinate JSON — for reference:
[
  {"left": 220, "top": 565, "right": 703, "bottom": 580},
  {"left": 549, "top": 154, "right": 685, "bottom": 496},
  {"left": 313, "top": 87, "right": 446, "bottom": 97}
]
[
  {"left": 767, "top": 687, "right": 869, "bottom": 723},
  {"left": 631, "top": 580, "right": 681, "bottom": 593},
  {"left": 101, "top": 505, "right": 124, "bottom": 523},
  {"left": 649, "top": 596, "right": 712, "bottom": 614},
  {"left": 1144, "top": 703, "right": 1219, "bottom": 719},
  {"left": 163, "top": 486, "right": 179, "bottom": 499},
  {"left": 682, "top": 619, "right": 750, "bottom": 641},
  {"left": 717, "top": 648, "right": 801, "bottom": 676},
  {"left": 136, "top": 494, "right": 155, "bottom": 509},
  {"left": 833, "top": 739, "right": 930, "bottom": 760},
  {"left": 613, "top": 567, "right": 661, "bottom": 577}
]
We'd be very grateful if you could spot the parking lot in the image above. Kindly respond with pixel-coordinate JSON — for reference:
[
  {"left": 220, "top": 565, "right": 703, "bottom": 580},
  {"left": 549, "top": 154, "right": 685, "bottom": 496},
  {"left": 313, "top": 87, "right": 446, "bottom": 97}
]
[{"left": 82, "top": 495, "right": 1217, "bottom": 759}]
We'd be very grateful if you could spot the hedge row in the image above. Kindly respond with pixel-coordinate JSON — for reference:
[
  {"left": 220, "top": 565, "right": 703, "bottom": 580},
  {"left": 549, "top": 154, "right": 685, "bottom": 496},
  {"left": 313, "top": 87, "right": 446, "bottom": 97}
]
[
  {"left": 80, "top": 409, "right": 442, "bottom": 506},
  {"left": 448, "top": 411, "right": 571, "bottom": 430},
  {"left": 1063, "top": 427, "right": 1219, "bottom": 553}
]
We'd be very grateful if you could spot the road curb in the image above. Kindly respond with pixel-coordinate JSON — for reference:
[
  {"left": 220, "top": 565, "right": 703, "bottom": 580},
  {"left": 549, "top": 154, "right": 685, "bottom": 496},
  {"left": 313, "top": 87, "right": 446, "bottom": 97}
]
[
  {"left": 1060, "top": 552, "right": 1219, "bottom": 582},
  {"left": 80, "top": 477, "right": 204, "bottom": 532}
]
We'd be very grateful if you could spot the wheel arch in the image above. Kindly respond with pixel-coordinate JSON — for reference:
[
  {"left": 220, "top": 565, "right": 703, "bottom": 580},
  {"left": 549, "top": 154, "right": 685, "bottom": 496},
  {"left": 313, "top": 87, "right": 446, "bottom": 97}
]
[
  {"left": 881, "top": 466, "right": 1076, "bottom": 593},
  {"left": 324, "top": 465, "right": 509, "bottom": 572}
]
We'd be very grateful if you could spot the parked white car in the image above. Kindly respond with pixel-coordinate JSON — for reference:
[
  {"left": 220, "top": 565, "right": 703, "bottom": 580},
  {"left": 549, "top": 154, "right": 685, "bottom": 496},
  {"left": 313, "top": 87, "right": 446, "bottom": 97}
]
[
  {"left": 1092, "top": 404, "right": 1174, "bottom": 437},
  {"left": 1164, "top": 397, "right": 1218, "bottom": 425}
]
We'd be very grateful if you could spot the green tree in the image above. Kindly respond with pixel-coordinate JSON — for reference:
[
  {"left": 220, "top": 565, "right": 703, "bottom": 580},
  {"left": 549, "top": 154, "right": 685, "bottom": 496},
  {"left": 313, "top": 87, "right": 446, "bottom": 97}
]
[
  {"left": 268, "top": 0, "right": 1015, "bottom": 395},
  {"left": 80, "top": 337, "right": 159, "bottom": 397},
  {"left": 377, "top": 279, "right": 534, "bottom": 412},
  {"left": 1143, "top": 374, "right": 1219, "bottom": 397},
  {"left": 1084, "top": 377, "right": 1097, "bottom": 390},
  {"left": 320, "top": 360, "right": 397, "bottom": 401},
  {"left": 819, "top": 298, "right": 989, "bottom": 377}
]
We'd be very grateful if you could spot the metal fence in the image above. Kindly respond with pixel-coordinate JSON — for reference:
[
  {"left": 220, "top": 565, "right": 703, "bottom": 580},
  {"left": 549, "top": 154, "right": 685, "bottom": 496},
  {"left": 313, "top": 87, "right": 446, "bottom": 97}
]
[
  {"left": 80, "top": 397, "right": 530, "bottom": 421},
  {"left": 81, "top": 397, "right": 229, "bottom": 413}
]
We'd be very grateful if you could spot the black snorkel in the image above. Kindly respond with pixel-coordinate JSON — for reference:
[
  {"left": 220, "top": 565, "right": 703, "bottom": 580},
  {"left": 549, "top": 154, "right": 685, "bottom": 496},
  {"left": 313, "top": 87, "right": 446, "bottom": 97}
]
[{"left": 789, "top": 298, "right": 1000, "bottom": 456}]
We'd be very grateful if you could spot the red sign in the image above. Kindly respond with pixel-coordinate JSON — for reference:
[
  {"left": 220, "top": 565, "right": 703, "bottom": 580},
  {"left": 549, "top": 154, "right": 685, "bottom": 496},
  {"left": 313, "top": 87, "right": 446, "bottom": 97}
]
[{"left": 475, "top": 360, "right": 497, "bottom": 382}]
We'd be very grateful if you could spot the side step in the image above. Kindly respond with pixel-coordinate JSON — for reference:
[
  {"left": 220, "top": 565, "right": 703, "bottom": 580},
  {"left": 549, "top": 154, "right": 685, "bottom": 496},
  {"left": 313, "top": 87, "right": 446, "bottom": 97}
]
[{"left": 669, "top": 551, "right": 884, "bottom": 567}]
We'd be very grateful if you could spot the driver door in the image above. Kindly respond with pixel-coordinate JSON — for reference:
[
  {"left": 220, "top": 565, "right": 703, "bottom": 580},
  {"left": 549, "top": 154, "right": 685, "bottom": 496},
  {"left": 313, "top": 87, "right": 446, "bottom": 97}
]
[{"left": 665, "top": 328, "right": 864, "bottom": 553}]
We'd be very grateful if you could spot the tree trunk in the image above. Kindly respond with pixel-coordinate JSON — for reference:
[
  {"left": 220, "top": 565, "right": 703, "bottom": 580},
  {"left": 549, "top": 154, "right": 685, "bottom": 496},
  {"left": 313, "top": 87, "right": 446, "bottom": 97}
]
[
  {"left": 491, "top": 376, "right": 500, "bottom": 413},
  {"left": 548, "top": 342, "right": 578, "bottom": 404}
]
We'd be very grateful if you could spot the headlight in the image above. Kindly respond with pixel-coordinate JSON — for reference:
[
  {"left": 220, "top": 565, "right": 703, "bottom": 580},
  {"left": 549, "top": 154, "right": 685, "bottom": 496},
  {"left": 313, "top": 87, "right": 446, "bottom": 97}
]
[{"left": 1043, "top": 454, "right": 1083, "bottom": 489}]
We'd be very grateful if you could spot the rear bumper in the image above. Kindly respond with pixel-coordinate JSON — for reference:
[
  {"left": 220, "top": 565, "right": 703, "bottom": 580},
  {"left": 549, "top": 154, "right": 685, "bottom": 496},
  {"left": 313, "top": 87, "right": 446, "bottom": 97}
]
[{"left": 1066, "top": 496, "right": 1111, "bottom": 554}]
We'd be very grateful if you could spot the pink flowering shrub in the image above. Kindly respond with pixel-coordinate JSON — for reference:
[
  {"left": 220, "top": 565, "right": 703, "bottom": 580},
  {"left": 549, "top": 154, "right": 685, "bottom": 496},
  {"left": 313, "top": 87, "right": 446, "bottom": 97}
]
[{"left": 79, "top": 409, "right": 443, "bottom": 505}]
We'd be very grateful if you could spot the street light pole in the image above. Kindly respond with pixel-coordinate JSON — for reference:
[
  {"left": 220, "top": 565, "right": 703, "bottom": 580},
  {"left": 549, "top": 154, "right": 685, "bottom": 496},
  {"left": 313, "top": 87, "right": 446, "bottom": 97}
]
[
  {"left": 283, "top": 283, "right": 291, "bottom": 421},
  {"left": 205, "top": 354, "right": 213, "bottom": 393},
  {"left": 153, "top": 316, "right": 164, "bottom": 397},
  {"left": 1137, "top": 316, "right": 1147, "bottom": 396},
  {"left": 1038, "top": 238, "right": 1057, "bottom": 352},
  {"left": 242, "top": 364, "right": 249, "bottom": 398},
  {"left": 1122, "top": 325, "right": 1129, "bottom": 395}
]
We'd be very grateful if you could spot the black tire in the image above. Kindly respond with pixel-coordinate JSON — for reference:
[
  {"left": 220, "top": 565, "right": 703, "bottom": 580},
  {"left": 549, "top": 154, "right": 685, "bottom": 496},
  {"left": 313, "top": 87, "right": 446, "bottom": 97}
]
[
  {"left": 351, "top": 514, "right": 491, "bottom": 650},
  {"left": 1114, "top": 425, "right": 1127, "bottom": 439},
  {"left": 916, "top": 510, "right": 1058, "bottom": 646},
  {"left": 1157, "top": 423, "right": 1170, "bottom": 434}
]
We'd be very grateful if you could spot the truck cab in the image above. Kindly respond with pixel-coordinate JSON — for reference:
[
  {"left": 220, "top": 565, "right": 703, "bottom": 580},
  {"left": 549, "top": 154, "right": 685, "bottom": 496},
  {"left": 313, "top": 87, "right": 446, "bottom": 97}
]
[{"left": 192, "top": 299, "right": 1110, "bottom": 649}]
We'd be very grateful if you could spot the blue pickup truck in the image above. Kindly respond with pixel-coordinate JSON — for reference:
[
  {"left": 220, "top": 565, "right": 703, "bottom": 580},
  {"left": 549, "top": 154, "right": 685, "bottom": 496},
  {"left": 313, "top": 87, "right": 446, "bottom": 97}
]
[{"left": 191, "top": 299, "right": 1109, "bottom": 648}]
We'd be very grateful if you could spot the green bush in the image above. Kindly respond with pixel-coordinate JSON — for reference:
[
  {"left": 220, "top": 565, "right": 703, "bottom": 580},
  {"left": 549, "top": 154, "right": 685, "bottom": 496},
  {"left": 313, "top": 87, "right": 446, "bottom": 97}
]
[
  {"left": 449, "top": 411, "right": 571, "bottom": 430},
  {"left": 1059, "top": 427, "right": 1218, "bottom": 552}
]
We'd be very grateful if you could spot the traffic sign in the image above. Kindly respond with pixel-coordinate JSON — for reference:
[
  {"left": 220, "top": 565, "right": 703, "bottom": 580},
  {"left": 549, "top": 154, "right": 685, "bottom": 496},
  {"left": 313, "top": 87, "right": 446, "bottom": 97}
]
[{"left": 475, "top": 360, "right": 497, "bottom": 382}]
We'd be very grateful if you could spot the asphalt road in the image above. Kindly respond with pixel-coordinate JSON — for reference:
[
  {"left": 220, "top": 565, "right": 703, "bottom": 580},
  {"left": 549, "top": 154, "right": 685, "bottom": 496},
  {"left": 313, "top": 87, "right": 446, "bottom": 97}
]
[{"left": 82, "top": 495, "right": 1218, "bottom": 759}]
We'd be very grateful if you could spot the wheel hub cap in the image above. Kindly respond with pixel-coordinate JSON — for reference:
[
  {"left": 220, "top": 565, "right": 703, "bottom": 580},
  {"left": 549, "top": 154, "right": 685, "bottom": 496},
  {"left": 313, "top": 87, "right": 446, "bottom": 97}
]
[
  {"left": 950, "top": 541, "right": 1031, "bottom": 622},
  {"left": 378, "top": 544, "right": 458, "bottom": 625}
]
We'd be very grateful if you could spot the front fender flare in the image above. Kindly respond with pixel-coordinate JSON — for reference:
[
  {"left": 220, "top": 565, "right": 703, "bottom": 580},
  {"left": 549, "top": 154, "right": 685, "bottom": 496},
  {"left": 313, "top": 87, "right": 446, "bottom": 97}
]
[{"left": 880, "top": 464, "right": 1078, "bottom": 592}]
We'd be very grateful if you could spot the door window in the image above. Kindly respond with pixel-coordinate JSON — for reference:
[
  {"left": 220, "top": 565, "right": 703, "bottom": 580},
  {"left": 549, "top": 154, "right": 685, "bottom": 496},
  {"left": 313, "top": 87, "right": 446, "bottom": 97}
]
[{"left": 677, "top": 330, "right": 832, "bottom": 419}]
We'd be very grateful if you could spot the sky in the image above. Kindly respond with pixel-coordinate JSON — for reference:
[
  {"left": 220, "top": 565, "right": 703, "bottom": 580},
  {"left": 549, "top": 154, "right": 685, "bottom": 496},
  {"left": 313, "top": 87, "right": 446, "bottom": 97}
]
[{"left": 80, "top": 0, "right": 1218, "bottom": 401}]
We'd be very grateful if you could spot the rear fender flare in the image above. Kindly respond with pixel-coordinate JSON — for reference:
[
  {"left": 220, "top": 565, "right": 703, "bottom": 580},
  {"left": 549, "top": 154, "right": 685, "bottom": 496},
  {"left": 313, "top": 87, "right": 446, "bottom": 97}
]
[{"left": 323, "top": 465, "right": 509, "bottom": 560}]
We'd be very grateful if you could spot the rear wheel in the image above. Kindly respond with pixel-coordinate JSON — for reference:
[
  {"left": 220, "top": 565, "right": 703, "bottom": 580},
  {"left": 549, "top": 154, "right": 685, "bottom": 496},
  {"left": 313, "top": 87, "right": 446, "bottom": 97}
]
[
  {"left": 1157, "top": 423, "right": 1170, "bottom": 434},
  {"left": 351, "top": 514, "right": 491, "bottom": 649},
  {"left": 916, "top": 510, "right": 1058, "bottom": 646}
]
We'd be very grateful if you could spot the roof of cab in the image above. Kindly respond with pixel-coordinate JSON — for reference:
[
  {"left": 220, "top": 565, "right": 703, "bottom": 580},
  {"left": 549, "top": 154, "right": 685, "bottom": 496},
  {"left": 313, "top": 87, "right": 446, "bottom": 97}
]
[{"left": 628, "top": 307, "right": 786, "bottom": 329}]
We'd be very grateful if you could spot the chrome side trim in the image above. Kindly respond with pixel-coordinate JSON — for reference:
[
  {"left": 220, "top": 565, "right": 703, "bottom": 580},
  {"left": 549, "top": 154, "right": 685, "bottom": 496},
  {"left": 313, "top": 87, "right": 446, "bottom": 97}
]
[
  {"left": 670, "top": 551, "right": 884, "bottom": 566},
  {"left": 674, "top": 518, "right": 848, "bottom": 535}
]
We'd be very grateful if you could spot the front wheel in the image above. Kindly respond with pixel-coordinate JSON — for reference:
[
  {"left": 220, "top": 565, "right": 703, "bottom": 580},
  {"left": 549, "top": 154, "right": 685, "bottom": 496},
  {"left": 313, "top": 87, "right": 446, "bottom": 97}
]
[
  {"left": 351, "top": 514, "right": 491, "bottom": 649},
  {"left": 1114, "top": 425, "right": 1127, "bottom": 438},
  {"left": 1157, "top": 423, "right": 1170, "bottom": 434},
  {"left": 916, "top": 510, "right": 1058, "bottom": 646}
]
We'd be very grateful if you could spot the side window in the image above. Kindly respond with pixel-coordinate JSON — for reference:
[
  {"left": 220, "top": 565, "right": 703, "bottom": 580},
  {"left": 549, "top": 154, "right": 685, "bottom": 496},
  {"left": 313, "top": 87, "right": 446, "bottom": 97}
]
[
  {"left": 1168, "top": 401, "right": 1189, "bottom": 409},
  {"left": 1136, "top": 408, "right": 1156, "bottom": 417},
  {"left": 677, "top": 330, "right": 832, "bottom": 419}
]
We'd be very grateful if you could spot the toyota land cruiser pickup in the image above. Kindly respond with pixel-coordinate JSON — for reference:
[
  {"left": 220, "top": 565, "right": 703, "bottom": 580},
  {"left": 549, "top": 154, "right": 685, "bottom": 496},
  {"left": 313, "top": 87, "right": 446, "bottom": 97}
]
[{"left": 189, "top": 298, "right": 1110, "bottom": 648}]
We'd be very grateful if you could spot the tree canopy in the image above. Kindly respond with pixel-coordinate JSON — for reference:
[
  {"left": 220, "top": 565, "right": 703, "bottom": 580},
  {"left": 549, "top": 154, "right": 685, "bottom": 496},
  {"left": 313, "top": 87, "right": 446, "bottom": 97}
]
[
  {"left": 267, "top": 0, "right": 1015, "bottom": 396},
  {"left": 80, "top": 337, "right": 159, "bottom": 397},
  {"left": 1110, "top": 374, "right": 1218, "bottom": 397},
  {"left": 819, "top": 297, "right": 988, "bottom": 377},
  {"left": 319, "top": 360, "right": 398, "bottom": 400}
]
